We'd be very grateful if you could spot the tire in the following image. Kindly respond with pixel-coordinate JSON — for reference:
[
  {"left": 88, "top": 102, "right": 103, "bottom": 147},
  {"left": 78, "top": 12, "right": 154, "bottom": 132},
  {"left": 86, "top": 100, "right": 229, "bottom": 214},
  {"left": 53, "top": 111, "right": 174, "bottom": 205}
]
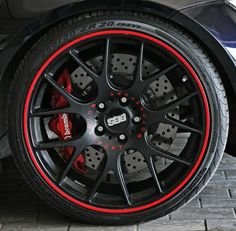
[{"left": 8, "top": 10, "right": 229, "bottom": 225}]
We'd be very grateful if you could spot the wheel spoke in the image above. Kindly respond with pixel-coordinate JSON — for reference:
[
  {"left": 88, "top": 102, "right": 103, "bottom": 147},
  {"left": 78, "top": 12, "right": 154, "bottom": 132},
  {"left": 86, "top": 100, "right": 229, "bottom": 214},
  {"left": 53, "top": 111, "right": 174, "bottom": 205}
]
[
  {"left": 69, "top": 49, "right": 98, "bottom": 79},
  {"left": 114, "top": 157, "right": 132, "bottom": 206},
  {"left": 36, "top": 133, "right": 91, "bottom": 183},
  {"left": 87, "top": 161, "right": 110, "bottom": 201},
  {"left": 144, "top": 63, "right": 178, "bottom": 86},
  {"left": 44, "top": 73, "right": 81, "bottom": 106},
  {"left": 147, "top": 92, "right": 198, "bottom": 125},
  {"left": 102, "top": 38, "right": 111, "bottom": 77},
  {"left": 138, "top": 140, "right": 191, "bottom": 166},
  {"left": 153, "top": 146, "right": 192, "bottom": 166},
  {"left": 127, "top": 42, "right": 144, "bottom": 94},
  {"left": 34, "top": 138, "right": 77, "bottom": 150},
  {"left": 58, "top": 145, "right": 88, "bottom": 184},
  {"left": 131, "top": 56, "right": 178, "bottom": 95},
  {"left": 128, "top": 42, "right": 145, "bottom": 95},
  {"left": 144, "top": 155, "right": 163, "bottom": 193},
  {"left": 30, "top": 107, "right": 71, "bottom": 117},
  {"left": 136, "top": 42, "right": 144, "bottom": 82},
  {"left": 159, "top": 92, "right": 198, "bottom": 116},
  {"left": 165, "top": 115, "right": 202, "bottom": 134}
]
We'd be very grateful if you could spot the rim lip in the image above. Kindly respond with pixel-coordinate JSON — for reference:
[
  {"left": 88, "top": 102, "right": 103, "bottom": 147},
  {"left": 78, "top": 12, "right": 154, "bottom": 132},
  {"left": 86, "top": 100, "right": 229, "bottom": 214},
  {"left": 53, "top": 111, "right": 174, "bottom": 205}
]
[{"left": 23, "top": 29, "right": 211, "bottom": 214}]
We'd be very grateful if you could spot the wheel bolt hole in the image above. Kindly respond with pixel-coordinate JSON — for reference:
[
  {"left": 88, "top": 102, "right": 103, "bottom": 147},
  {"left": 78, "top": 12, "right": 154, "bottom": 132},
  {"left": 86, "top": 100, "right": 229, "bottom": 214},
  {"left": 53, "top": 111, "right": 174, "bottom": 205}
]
[
  {"left": 120, "top": 97, "right": 129, "bottom": 106},
  {"left": 117, "top": 134, "right": 127, "bottom": 143},
  {"left": 133, "top": 116, "right": 142, "bottom": 124},
  {"left": 97, "top": 102, "right": 106, "bottom": 112},
  {"left": 95, "top": 125, "right": 105, "bottom": 136}
]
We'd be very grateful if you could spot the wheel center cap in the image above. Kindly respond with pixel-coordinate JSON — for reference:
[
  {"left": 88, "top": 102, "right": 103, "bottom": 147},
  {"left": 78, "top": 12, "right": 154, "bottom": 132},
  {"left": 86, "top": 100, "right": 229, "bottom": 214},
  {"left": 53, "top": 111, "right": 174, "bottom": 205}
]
[{"left": 105, "top": 109, "right": 130, "bottom": 132}]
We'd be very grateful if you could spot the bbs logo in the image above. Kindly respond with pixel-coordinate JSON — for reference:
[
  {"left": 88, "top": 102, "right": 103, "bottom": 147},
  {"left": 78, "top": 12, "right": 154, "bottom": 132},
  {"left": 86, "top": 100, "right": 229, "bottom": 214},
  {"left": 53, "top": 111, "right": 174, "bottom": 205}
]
[{"left": 107, "top": 113, "right": 127, "bottom": 127}]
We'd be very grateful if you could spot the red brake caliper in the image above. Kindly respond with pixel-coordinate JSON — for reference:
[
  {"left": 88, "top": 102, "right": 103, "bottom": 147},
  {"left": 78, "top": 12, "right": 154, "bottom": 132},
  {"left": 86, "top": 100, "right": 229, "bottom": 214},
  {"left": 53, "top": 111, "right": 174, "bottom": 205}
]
[{"left": 49, "top": 69, "right": 86, "bottom": 173}]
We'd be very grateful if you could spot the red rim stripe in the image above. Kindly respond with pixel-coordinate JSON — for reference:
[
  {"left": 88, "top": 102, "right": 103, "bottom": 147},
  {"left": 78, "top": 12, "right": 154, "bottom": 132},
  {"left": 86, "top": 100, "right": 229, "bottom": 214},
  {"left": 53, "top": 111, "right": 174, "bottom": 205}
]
[{"left": 23, "top": 30, "right": 211, "bottom": 214}]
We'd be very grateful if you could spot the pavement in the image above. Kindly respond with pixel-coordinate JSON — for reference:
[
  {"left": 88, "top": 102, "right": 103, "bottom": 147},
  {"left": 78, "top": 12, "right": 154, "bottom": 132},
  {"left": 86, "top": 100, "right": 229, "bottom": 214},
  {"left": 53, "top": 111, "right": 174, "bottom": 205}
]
[{"left": 1, "top": 153, "right": 236, "bottom": 231}]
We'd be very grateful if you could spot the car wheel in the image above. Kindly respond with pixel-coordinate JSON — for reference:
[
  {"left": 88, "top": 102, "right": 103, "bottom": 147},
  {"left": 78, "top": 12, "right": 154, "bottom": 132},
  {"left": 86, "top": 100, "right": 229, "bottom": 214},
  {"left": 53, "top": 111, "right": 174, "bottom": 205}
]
[{"left": 8, "top": 11, "right": 229, "bottom": 225}]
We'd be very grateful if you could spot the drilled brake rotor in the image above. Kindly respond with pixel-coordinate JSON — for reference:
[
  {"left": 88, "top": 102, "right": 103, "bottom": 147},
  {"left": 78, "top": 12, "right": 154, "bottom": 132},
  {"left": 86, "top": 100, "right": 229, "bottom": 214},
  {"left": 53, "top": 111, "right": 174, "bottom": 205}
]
[{"left": 70, "top": 54, "right": 179, "bottom": 173}]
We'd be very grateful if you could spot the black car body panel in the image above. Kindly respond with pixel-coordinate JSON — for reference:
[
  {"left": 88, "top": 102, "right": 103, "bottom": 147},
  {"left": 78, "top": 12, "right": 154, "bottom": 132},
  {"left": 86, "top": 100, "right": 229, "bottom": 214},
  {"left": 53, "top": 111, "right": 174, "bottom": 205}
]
[{"left": 0, "top": 0, "right": 235, "bottom": 159}]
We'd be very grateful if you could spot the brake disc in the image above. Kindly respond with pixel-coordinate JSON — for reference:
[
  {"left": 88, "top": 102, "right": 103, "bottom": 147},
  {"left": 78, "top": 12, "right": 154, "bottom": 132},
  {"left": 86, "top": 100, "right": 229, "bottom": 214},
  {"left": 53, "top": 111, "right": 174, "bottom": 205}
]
[{"left": 70, "top": 53, "right": 179, "bottom": 174}]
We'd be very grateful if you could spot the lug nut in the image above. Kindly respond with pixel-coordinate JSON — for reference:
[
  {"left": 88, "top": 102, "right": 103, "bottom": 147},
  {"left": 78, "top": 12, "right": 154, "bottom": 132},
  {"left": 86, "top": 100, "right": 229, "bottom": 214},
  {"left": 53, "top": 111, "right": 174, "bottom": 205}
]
[
  {"left": 120, "top": 97, "right": 128, "bottom": 105},
  {"left": 97, "top": 102, "right": 106, "bottom": 111},
  {"left": 133, "top": 116, "right": 142, "bottom": 124},
  {"left": 118, "top": 134, "right": 127, "bottom": 143},
  {"left": 95, "top": 125, "right": 105, "bottom": 135}
]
